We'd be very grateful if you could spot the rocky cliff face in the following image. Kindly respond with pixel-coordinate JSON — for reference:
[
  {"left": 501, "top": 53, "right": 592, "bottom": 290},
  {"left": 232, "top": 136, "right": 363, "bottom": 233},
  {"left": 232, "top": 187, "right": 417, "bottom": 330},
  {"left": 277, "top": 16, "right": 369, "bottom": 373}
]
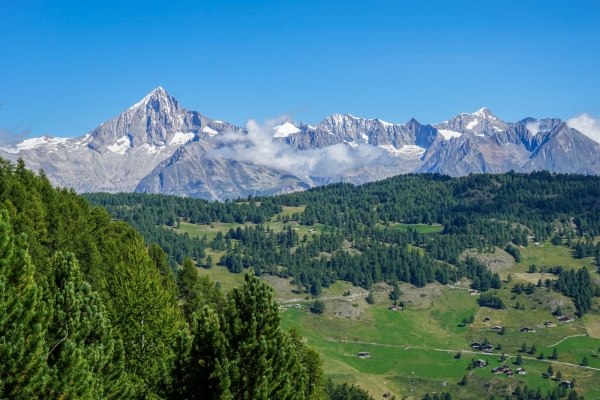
[
  {"left": 0, "top": 87, "right": 240, "bottom": 192},
  {"left": 3, "top": 88, "right": 599, "bottom": 199}
]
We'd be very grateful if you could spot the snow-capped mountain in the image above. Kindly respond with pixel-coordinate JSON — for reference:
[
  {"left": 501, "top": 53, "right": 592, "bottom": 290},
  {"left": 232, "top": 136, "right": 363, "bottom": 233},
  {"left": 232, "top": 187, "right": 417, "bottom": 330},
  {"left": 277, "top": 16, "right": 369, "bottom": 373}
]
[
  {"left": 3, "top": 88, "right": 600, "bottom": 200},
  {"left": 0, "top": 87, "right": 240, "bottom": 192}
]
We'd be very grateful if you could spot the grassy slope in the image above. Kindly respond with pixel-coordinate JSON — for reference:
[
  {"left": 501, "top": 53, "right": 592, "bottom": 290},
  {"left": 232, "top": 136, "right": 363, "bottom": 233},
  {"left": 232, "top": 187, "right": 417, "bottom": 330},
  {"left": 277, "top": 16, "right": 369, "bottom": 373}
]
[{"left": 172, "top": 208, "right": 600, "bottom": 398}]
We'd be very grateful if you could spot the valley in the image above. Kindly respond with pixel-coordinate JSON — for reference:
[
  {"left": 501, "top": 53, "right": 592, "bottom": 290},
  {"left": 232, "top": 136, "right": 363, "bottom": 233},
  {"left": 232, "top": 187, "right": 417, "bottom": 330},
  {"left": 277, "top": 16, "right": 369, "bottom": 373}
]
[{"left": 172, "top": 211, "right": 600, "bottom": 399}]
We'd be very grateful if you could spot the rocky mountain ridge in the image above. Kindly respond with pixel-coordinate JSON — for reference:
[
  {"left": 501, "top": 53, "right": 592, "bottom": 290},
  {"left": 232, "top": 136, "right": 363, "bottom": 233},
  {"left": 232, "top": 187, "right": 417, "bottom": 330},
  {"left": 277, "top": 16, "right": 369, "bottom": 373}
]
[{"left": 2, "top": 88, "right": 599, "bottom": 200}]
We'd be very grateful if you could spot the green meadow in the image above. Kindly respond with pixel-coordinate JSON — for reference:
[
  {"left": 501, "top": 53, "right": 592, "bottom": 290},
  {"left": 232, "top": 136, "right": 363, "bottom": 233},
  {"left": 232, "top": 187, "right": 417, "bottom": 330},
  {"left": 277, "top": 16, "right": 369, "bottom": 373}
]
[{"left": 172, "top": 211, "right": 600, "bottom": 399}]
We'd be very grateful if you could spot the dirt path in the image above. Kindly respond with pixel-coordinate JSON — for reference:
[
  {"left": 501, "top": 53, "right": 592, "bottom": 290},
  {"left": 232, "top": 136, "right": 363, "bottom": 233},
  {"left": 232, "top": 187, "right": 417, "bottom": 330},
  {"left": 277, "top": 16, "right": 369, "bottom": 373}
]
[
  {"left": 544, "top": 334, "right": 588, "bottom": 348},
  {"left": 330, "top": 338, "right": 600, "bottom": 372}
]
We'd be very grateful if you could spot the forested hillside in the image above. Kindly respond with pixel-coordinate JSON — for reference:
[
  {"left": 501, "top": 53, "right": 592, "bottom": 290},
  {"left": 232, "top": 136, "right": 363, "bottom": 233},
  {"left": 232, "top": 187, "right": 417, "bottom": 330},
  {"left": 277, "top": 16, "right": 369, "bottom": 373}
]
[
  {"left": 82, "top": 171, "right": 600, "bottom": 399},
  {"left": 86, "top": 171, "right": 600, "bottom": 317},
  {"left": 0, "top": 157, "right": 358, "bottom": 400}
]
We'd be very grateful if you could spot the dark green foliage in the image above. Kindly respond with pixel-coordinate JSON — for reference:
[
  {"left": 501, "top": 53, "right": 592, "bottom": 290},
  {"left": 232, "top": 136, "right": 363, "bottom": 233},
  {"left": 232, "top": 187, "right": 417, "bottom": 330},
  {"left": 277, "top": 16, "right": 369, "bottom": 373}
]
[
  {"left": 516, "top": 354, "right": 523, "bottom": 365},
  {"left": 554, "top": 267, "right": 595, "bottom": 316},
  {"left": 529, "top": 344, "right": 537, "bottom": 354},
  {"left": 505, "top": 244, "right": 522, "bottom": 262},
  {"left": 174, "top": 272, "right": 307, "bottom": 400},
  {"left": 581, "top": 356, "right": 589, "bottom": 366},
  {"left": 311, "top": 279, "right": 322, "bottom": 297},
  {"left": 288, "top": 327, "right": 327, "bottom": 400},
  {"left": 478, "top": 292, "right": 505, "bottom": 309},
  {"left": 365, "top": 292, "right": 375, "bottom": 305},
  {"left": 108, "top": 241, "right": 185, "bottom": 396},
  {"left": 0, "top": 211, "right": 49, "bottom": 399},
  {"left": 44, "top": 252, "right": 130, "bottom": 398},
  {"left": 88, "top": 172, "right": 600, "bottom": 304},
  {"left": 459, "top": 374, "right": 468, "bottom": 386},
  {"left": 325, "top": 379, "right": 374, "bottom": 400},
  {"left": 179, "top": 258, "right": 203, "bottom": 320},
  {"left": 312, "top": 300, "right": 326, "bottom": 314},
  {"left": 389, "top": 280, "right": 402, "bottom": 300}
]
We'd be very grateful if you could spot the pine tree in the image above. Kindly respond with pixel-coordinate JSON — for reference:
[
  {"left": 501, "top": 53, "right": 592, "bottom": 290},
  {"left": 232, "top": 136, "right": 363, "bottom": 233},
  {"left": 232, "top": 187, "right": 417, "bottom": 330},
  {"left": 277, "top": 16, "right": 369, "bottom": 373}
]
[
  {"left": 547, "top": 365, "right": 553, "bottom": 376},
  {"left": 552, "top": 347, "right": 559, "bottom": 359},
  {"left": 43, "top": 251, "right": 131, "bottom": 398},
  {"left": 530, "top": 344, "right": 537, "bottom": 354},
  {"left": 179, "top": 258, "right": 202, "bottom": 320},
  {"left": 222, "top": 272, "right": 307, "bottom": 399},
  {"left": 171, "top": 306, "right": 232, "bottom": 399},
  {"left": 0, "top": 211, "right": 49, "bottom": 399},
  {"left": 366, "top": 292, "right": 375, "bottom": 305},
  {"left": 288, "top": 327, "right": 326, "bottom": 400},
  {"left": 108, "top": 239, "right": 185, "bottom": 397},
  {"left": 148, "top": 243, "right": 176, "bottom": 290},
  {"left": 459, "top": 374, "right": 468, "bottom": 386},
  {"left": 389, "top": 281, "right": 401, "bottom": 300},
  {"left": 516, "top": 355, "right": 523, "bottom": 365}
]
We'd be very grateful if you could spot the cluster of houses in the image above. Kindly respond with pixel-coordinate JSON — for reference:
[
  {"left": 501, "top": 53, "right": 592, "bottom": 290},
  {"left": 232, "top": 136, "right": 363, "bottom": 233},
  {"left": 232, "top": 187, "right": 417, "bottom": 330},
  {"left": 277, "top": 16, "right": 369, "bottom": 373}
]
[
  {"left": 491, "top": 365, "right": 526, "bottom": 377},
  {"left": 470, "top": 342, "right": 494, "bottom": 353}
]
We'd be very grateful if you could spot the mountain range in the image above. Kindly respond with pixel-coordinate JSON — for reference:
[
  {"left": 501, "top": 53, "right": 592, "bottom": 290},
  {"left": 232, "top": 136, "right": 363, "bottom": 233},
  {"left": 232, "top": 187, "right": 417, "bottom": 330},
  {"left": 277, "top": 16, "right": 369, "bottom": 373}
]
[{"left": 2, "top": 87, "right": 599, "bottom": 200}]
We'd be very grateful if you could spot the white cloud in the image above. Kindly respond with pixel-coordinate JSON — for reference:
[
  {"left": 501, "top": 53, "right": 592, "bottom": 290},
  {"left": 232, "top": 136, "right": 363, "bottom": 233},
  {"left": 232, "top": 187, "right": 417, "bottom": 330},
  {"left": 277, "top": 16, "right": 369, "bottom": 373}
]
[
  {"left": 0, "top": 127, "right": 31, "bottom": 148},
  {"left": 567, "top": 113, "right": 600, "bottom": 144},
  {"left": 208, "top": 117, "right": 393, "bottom": 177}
]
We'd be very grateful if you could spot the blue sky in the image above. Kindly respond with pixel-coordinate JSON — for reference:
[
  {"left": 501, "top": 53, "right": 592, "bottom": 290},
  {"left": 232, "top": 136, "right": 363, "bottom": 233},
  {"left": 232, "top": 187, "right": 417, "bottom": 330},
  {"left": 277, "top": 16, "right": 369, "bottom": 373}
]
[{"left": 1, "top": 0, "right": 599, "bottom": 139}]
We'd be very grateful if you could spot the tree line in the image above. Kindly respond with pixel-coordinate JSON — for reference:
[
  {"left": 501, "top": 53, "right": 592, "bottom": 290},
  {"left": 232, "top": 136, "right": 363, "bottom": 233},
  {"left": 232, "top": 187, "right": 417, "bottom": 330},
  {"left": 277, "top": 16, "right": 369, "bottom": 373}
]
[{"left": 0, "top": 157, "right": 371, "bottom": 400}]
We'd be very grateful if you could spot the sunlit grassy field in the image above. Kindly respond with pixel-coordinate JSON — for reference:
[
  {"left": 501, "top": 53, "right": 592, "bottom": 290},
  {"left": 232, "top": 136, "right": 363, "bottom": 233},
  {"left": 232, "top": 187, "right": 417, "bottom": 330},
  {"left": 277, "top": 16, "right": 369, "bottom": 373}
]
[{"left": 172, "top": 209, "right": 600, "bottom": 398}]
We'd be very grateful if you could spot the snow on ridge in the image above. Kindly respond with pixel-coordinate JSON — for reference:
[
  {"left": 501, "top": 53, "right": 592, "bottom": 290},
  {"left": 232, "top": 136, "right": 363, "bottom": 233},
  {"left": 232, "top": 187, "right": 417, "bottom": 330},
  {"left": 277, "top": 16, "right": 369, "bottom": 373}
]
[
  {"left": 202, "top": 126, "right": 219, "bottom": 136},
  {"left": 273, "top": 122, "right": 300, "bottom": 138},
  {"left": 438, "top": 129, "right": 462, "bottom": 140},
  {"left": 466, "top": 120, "right": 479, "bottom": 130},
  {"left": 1, "top": 136, "right": 70, "bottom": 154},
  {"left": 345, "top": 141, "right": 359, "bottom": 148},
  {"left": 170, "top": 132, "right": 195, "bottom": 146},
  {"left": 107, "top": 136, "right": 131, "bottom": 155},
  {"left": 140, "top": 143, "right": 165, "bottom": 154}
]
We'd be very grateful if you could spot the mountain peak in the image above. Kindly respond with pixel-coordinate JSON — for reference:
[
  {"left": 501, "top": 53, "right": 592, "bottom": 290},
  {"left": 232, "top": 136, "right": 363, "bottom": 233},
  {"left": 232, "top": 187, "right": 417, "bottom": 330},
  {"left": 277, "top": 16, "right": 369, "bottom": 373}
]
[
  {"left": 472, "top": 107, "right": 497, "bottom": 119},
  {"left": 129, "top": 87, "right": 172, "bottom": 111}
]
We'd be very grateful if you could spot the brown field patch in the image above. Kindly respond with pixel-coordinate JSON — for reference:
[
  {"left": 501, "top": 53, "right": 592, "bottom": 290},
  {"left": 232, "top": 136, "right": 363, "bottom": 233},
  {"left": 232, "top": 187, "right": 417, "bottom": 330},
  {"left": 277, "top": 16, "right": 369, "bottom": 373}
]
[{"left": 513, "top": 272, "right": 558, "bottom": 284}]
